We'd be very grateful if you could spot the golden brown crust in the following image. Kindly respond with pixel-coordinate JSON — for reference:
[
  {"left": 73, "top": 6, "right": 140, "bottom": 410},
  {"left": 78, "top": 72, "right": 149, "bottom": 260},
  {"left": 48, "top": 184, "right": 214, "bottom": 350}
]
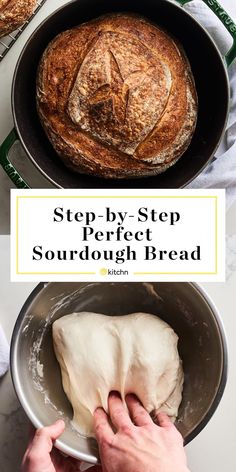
[
  {"left": 0, "top": 0, "right": 37, "bottom": 37},
  {"left": 37, "top": 14, "right": 198, "bottom": 179}
]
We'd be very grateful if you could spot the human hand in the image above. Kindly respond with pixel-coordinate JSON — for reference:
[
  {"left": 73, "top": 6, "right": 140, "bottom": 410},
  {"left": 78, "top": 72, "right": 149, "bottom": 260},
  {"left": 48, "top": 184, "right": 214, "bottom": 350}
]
[
  {"left": 94, "top": 392, "right": 190, "bottom": 472},
  {"left": 21, "top": 419, "right": 80, "bottom": 472}
]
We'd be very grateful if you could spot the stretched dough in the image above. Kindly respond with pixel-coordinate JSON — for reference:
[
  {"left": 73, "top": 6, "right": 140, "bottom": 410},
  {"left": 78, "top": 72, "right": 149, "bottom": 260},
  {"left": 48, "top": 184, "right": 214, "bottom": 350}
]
[{"left": 53, "top": 312, "right": 183, "bottom": 437}]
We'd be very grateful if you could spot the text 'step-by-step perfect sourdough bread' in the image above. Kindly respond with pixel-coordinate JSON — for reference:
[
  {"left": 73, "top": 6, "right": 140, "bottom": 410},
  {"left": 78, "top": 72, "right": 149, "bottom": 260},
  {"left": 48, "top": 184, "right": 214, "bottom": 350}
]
[
  {"left": 53, "top": 312, "right": 184, "bottom": 438},
  {"left": 0, "top": 0, "right": 37, "bottom": 37},
  {"left": 37, "top": 14, "right": 198, "bottom": 179}
]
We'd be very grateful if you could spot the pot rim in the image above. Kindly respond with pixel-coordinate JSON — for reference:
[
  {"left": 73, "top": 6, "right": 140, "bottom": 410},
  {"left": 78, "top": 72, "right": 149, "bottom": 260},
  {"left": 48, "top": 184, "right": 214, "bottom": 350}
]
[{"left": 10, "top": 282, "right": 228, "bottom": 461}]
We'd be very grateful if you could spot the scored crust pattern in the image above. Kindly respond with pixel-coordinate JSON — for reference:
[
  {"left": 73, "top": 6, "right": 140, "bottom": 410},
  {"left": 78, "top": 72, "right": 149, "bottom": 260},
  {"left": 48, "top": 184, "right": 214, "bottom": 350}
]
[
  {"left": 37, "top": 14, "right": 198, "bottom": 179},
  {"left": 0, "top": 0, "right": 37, "bottom": 37}
]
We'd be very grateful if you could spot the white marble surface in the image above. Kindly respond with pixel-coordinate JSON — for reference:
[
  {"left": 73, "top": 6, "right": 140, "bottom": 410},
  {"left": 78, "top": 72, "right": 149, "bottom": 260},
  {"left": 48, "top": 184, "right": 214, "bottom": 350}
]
[
  {"left": 0, "top": 231, "right": 236, "bottom": 472},
  {"left": 0, "top": 0, "right": 236, "bottom": 233}
]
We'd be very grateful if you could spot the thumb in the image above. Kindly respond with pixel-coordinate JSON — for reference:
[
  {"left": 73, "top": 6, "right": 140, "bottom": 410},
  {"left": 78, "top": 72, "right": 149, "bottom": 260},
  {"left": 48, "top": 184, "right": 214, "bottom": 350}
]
[
  {"left": 21, "top": 420, "right": 65, "bottom": 472},
  {"left": 42, "top": 419, "right": 65, "bottom": 441},
  {"left": 31, "top": 420, "right": 65, "bottom": 453}
]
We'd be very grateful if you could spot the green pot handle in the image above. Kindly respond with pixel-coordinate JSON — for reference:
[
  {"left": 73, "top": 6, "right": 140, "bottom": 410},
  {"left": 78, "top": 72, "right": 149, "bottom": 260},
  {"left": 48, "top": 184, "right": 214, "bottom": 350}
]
[
  {"left": 0, "top": 129, "right": 30, "bottom": 189},
  {"left": 176, "top": 0, "right": 236, "bottom": 66}
]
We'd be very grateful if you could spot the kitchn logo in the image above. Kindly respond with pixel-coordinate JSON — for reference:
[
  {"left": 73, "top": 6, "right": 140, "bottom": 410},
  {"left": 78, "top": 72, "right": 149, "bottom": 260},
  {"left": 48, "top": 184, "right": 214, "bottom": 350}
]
[{"left": 99, "top": 268, "right": 129, "bottom": 276}]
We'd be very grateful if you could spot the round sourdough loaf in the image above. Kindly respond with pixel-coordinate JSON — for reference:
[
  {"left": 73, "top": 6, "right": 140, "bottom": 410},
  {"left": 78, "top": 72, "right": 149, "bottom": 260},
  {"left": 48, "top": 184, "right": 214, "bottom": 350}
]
[
  {"left": 36, "top": 14, "right": 198, "bottom": 179},
  {"left": 0, "top": 0, "right": 36, "bottom": 37}
]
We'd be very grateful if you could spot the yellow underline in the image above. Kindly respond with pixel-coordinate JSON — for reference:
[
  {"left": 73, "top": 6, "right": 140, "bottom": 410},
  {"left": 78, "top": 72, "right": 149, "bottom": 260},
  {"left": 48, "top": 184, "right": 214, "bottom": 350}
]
[{"left": 16, "top": 272, "right": 96, "bottom": 275}]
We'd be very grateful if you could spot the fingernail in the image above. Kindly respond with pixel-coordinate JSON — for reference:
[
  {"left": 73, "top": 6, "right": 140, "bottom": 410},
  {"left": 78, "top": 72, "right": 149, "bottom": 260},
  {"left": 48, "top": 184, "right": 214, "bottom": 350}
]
[
  {"left": 109, "top": 391, "right": 120, "bottom": 399},
  {"left": 125, "top": 393, "right": 137, "bottom": 401},
  {"left": 125, "top": 393, "right": 134, "bottom": 399},
  {"left": 55, "top": 419, "right": 65, "bottom": 428}
]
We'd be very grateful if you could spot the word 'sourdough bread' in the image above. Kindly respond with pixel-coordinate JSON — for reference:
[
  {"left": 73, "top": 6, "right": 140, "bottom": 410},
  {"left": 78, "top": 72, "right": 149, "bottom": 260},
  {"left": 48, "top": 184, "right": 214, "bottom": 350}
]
[
  {"left": 37, "top": 14, "right": 198, "bottom": 179},
  {"left": 53, "top": 312, "right": 184, "bottom": 437},
  {"left": 0, "top": 0, "right": 36, "bottom": 37}
]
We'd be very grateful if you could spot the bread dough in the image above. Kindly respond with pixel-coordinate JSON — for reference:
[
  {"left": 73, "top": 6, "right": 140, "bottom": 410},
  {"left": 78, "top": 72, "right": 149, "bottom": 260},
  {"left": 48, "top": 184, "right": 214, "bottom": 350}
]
[{"left": 53, "top": 312, "right": 183, "bottom": 437}]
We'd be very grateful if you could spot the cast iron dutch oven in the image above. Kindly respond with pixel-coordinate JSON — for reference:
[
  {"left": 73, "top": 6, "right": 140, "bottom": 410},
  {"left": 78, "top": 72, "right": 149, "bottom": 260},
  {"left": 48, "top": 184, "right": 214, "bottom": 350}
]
[{"left": 0, "top": 0, "right": 236, "bottom": 188}]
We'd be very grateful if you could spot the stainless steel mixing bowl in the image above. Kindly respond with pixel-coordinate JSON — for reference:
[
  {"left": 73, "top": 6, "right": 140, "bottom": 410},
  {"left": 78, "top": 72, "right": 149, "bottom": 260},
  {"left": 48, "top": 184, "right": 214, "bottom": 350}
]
[{"left": 10, "top": 282, "right": 227, "bottom": 463}]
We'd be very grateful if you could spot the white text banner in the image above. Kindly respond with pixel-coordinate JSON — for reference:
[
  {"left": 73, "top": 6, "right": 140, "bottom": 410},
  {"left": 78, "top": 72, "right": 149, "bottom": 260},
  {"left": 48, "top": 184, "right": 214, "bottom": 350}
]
[{"left": 11, "top": 189, "right": 225, "bottom": 282}]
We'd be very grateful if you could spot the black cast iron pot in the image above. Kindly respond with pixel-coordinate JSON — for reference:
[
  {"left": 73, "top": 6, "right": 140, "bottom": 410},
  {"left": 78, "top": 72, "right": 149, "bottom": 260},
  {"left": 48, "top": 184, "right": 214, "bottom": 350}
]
[{"left": 0, "top": 0, "right": 236, "bottom": 188}]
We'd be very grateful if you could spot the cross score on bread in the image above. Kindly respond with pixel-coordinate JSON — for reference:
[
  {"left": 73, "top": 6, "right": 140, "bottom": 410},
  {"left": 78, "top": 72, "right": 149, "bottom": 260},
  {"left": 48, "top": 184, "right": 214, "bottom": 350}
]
[{"left": 89, "top": 49, "right": 155, "bottom": 125}]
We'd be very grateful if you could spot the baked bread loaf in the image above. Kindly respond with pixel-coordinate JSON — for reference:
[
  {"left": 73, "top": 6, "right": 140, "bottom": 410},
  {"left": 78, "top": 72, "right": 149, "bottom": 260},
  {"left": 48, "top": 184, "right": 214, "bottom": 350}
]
[
  {"left": 0, "top": 0, "right": 36, "bottom": 37},
  {"left": 37, "top": 14, "right": 198, "bottom": 179}
]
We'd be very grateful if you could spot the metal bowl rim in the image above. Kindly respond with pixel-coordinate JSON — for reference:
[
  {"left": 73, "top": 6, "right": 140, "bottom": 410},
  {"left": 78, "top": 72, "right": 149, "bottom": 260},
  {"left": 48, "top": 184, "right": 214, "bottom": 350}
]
[{"left": 10, "top": 282, "right": 228, "bottom": 461}]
